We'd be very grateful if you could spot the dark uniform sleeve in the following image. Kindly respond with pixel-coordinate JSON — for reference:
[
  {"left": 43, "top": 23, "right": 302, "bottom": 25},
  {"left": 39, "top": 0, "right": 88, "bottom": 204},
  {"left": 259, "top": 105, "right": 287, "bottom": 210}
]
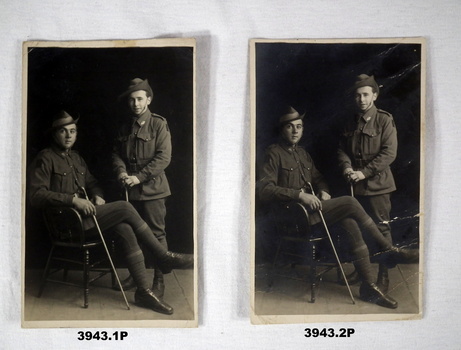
[
  {"left": 28, "top": 153, "right": 74, "bottom": 208},
  {"left": 337, "top": 137, "right": 353, "bottom": 173},
  {"left": 309, "top": 153, "right": 329, "bottom": 194},
  {"left": 136, "top": 117, "right": 172, "bottom": 183},
  {"left": 258, "top": 148, "right": 302, "bottom": 202},
  {"left": 112, "top": 138, "right": 128, "bottom": 179},
  {"left": 80, "top": 156, "right": 104, "bottom": 199}
]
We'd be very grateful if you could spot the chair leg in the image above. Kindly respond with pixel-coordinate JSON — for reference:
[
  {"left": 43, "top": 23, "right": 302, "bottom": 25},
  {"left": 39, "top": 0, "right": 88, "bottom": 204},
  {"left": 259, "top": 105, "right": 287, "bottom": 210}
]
[
  {"left": 38, "top": 245, "right": 55, "bottom": 298},
  {"left": 309, "top": 242, "right": 317, "bottom": 303},
  {"left": 83, "top": 248, "right": 90, "bottom": 308},
  {"left": 310, "top": 264, "right": 317, "bottom": 303}
]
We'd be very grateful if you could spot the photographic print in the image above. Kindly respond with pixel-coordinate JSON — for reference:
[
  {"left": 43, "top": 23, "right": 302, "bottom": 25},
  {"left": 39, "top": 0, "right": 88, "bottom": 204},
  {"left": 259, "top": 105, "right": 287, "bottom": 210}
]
[
  {"left": 250, "top": 38, "right": 425, "bottom": 324},
  {"left": 22, "top": 39, "right": 197, "bottom": 328}
]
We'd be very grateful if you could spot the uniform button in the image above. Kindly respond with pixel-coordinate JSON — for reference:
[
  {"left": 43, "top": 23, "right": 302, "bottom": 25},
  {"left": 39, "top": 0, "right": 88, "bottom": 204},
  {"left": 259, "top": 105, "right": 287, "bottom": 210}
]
[
  {"left": 63, "top": 173, "right": 66, "bottom": 175},
  {"left": 290, "top": 168, "right": 293, "bottom": 171}
]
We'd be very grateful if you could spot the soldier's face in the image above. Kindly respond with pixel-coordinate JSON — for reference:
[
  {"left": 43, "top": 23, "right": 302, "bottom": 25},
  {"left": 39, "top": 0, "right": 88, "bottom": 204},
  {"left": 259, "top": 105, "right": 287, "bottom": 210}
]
[
  {"left": 128, "top": 90, "right": 152, "bottom": 116},
  {"left": 281, "top": 119, "right": 303, "bottom": 145},
  {"left": 355, "top": 86, "right": 377, "bottom": 112},
  {"left": 53, "top": 124, "right": 77, "bottom": 150}
]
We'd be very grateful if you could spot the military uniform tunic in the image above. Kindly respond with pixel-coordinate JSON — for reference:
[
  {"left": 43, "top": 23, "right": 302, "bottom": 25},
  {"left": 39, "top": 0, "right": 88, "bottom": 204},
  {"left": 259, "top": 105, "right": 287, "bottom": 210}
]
[
  {"left": 258, "top": 140, "right": 329, "bottom": 226},
  {"left": 337, "top": 105, "right": 397, "bottom": 196},
  {"left": 112, "top": 108, "right": 171, "bottom": 201},
  {"left": 259, "top": 141, "right": 329, "bottom": 202},
  {"left": 29, "top": 146, "right": 103, "bottom": 208}
]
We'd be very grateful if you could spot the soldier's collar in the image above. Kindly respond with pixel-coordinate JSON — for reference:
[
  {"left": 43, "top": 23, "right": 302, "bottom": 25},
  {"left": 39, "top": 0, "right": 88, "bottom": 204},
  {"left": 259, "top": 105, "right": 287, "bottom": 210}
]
[
  {"left": 50, "top": 145, "right": 72, "bottom": 158},
  {"left": 357, "top": 104, "right": 377, "bottom": 123},
  {"left": 133, "top": 108, "right": 151, "bottom": 126},
  {"left": 279, "top": 139, "right": 299, "bottom": 152}
]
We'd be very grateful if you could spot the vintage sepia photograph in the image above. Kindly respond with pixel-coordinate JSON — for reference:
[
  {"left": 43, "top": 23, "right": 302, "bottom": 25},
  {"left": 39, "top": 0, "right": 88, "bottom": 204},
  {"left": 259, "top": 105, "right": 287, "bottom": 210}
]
[
  {"left": 22, "top": 39, "right": 197, "bottom": 328},
  {"left": 251, "top": 38, "right": 425, "bottom": 324}
]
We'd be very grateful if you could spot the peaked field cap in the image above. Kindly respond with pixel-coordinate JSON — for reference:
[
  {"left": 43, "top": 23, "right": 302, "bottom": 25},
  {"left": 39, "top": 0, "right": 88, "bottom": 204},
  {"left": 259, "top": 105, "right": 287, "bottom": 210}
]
[
  {"left": 50, "top": 110, "right": 79, "bottom": 130},
  {"left": 279, "top": 106, "right": 305, "bottom": 125},
  {"left": 118, "top": 78, "right": 153, "bottom": 100},
  {"left": 352, "top": 74, "right": 380, "bottom": 94}
]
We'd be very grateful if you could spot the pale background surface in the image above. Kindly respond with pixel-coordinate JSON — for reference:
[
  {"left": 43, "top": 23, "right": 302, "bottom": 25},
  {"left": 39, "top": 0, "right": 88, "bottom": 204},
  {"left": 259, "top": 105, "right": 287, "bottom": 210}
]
[{"left": 1, "top": 0, "right": 459, "bottom": 348}]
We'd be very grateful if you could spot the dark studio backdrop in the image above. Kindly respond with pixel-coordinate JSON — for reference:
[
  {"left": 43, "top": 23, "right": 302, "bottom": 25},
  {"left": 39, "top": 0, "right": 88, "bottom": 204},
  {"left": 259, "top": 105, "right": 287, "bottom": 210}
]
[
  {"left": 255, "top": 42, "right": 422, "bottom": 263},
  {"left": 25, "top": 45, "right": 194, "bottom": 268}
]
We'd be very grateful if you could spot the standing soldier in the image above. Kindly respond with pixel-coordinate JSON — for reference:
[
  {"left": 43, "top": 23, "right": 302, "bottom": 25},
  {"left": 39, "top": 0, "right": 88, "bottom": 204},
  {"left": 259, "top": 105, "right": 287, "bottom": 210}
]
[
  {"left": 112, "top": 78, "right": 172, "bottom": 298},
  {"left": 338, "top": 74, "right": 398, "bottom": 292}
]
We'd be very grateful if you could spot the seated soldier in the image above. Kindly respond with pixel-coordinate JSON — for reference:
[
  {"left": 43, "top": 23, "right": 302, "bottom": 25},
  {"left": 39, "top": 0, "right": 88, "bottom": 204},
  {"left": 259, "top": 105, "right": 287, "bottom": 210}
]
[
  {"left": 257, "top": 107, "right": 418, "bottom": 309},
  {"left": 28, "top": 111, "right": 194, "bottom": 315}
]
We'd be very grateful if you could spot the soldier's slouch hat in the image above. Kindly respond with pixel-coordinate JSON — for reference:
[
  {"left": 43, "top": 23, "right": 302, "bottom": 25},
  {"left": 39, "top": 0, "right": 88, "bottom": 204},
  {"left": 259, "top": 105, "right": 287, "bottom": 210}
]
[
  {"left": 351, "top": 74, "right": 380, "bottom": 95},
  {"left": 118, "top": 78, "right": 153, "bottom": 100},
  {"left": 279, "top": 106, "right": 305, "bottom": 126},
  {"left": 49, "top": 110, "right": 79, "bottom": 131}
]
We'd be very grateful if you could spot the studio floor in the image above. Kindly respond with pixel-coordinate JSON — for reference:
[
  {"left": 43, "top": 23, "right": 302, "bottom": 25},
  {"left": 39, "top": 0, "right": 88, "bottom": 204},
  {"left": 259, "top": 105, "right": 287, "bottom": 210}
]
[
  {"left": 23, "top": 268, "right": 195, "bottom": 326},
  {"left": 253, "top": 262, "right": 421, "bottom": 321}
]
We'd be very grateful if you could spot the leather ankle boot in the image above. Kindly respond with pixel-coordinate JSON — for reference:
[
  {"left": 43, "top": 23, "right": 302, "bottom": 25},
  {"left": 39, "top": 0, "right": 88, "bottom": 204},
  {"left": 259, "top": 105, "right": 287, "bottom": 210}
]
[
  {"left": 385, "top": 246, "right": 419, "bottom": 267},
  {"left": 376, "top": 267, "right": 389, "bottom": 294},
  {"left": 135, "top": 288, "right": 174, "bottom": 315},
  {"left": 359, "top": 282, "right": 398, "bottom": 309},
  {"left": 113, "top": 275, "right": 136, "bottom": 291},
  {"left": 158, "top": 251, "right": 194, "bottom": 274},
  {"left": 152, "top": 271, "right": 165, "bottom": 298}
]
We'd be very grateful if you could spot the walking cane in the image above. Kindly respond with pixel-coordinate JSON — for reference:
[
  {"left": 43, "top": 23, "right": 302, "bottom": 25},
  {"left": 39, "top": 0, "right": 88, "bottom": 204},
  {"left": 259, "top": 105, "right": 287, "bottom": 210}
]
[
  {"left": 75, "top": 180, "right": 130, "bottom": 310},
  {"left": 306, "top": 182, "right": 355, "bottom": 304},
  {"left": 346, "top": 171, "right": 354, "bottom": 197}
]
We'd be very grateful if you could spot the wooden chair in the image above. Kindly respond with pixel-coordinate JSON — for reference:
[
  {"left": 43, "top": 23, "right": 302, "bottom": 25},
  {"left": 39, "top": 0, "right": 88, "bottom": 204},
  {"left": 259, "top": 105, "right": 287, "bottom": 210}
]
[
  {"left": 270, "top": 202, "right": 344, "bottom": 303},
  {"left": 38, "top": 207, "right": 115, "bottom": 308}
]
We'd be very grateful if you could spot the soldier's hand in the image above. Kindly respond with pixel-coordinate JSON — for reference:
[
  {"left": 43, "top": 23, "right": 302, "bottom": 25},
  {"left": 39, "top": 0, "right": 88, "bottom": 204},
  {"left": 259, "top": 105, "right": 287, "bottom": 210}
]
[
  {"left": 72, "top": 197, "right": 96, "bottom": 216},
  {"left": 299, "top": 192, "right": 322, "bottom": 211},
  {"left": 124, "top": 175, "right": 140, "bottom": 188},
  {"left": 92, "top": 195, "right": 105, "bottom": 206},
  {"left": 344, "top": 168, "right": 354, "bottom": 182},
  {"left": 118, "top": 172, "right": 129, "bottom": 186},
  {"left": 318, "top": 190, "right": 331, "bottom": 201},
  {"left": 349, "top": 170, "right": 365, "bottom": 183}
]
